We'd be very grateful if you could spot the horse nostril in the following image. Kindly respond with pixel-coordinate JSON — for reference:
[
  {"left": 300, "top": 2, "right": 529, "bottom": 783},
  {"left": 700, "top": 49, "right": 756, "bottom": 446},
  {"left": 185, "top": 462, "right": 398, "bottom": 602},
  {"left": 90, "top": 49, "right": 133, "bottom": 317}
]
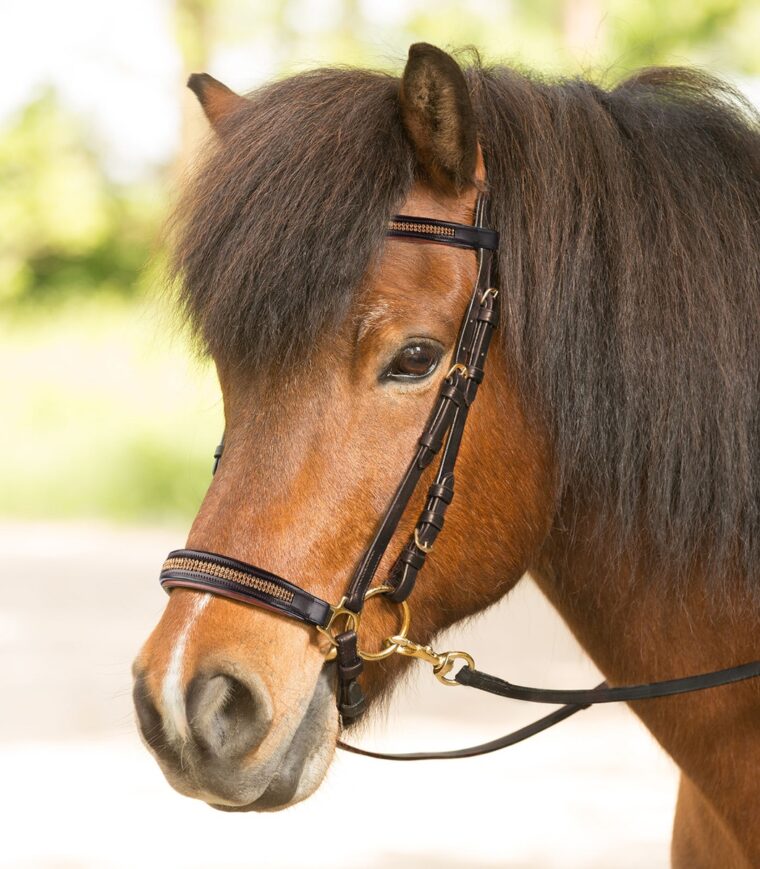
[
  {"left": 186, "top": 673, "right": 273, "bottom": 759},
  {"left": 133, "top": 673, "right": 168, "bottom": 755}
]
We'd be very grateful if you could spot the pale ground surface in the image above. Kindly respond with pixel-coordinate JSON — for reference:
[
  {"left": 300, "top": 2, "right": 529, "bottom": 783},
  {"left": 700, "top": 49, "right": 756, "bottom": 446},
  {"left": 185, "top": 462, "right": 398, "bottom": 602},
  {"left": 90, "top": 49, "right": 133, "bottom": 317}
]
[{"left": 0, "top": 521, "right": 677, "bottom": 868}]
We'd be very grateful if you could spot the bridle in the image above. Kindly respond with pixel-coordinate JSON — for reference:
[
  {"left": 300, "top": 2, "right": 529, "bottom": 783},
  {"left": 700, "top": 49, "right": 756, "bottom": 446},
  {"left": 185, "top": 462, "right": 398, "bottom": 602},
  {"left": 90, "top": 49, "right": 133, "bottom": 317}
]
[{"left": 159, "top": 194, "right": 760, "bottom": 761}]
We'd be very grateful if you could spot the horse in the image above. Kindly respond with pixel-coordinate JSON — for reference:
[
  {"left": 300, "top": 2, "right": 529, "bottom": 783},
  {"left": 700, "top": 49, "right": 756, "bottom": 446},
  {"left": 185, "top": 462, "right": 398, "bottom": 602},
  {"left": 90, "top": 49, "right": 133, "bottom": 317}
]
[{"left": 132, "top": 43, "right": 760, "bottom": 865}]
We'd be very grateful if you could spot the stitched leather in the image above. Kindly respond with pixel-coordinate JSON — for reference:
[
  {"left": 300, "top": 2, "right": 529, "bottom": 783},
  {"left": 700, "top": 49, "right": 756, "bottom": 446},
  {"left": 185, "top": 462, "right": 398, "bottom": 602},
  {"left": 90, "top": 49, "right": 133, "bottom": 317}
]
[
  {"left": 336, "top": 630, "right": 366, "bottom": 719},
  {"left": 455, "top": 662, "right": 760, "bottom": 703},
  {"left": 159, "top": 549, "right": 332, "bottom": 627},
  {"left": 388, "top": 214, "right": 498, "bottom": 250}
]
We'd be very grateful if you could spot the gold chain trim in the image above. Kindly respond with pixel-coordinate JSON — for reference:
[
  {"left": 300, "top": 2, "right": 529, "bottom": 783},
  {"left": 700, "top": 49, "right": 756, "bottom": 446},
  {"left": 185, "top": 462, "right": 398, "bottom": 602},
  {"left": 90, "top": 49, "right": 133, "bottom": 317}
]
[
  {"left": 161, "top": 556, "right": 294, "bottom": 603},
  {"left": 388, "top": 220, "right": 456, "bottom": 238}
]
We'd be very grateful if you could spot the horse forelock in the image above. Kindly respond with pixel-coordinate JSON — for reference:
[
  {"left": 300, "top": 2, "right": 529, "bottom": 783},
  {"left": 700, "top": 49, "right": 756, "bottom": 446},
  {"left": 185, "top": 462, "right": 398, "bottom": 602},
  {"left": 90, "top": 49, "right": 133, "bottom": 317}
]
[{"left": 169, "top": 68, "right": 416, "bottom": 373}]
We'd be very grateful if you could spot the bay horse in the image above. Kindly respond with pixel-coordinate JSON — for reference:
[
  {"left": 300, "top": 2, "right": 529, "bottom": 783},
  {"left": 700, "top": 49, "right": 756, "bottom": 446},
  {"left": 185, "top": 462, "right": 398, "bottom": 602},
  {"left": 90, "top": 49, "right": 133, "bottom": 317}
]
[{"left": 133, "top": 44, "right": 760, "bottom": 866}]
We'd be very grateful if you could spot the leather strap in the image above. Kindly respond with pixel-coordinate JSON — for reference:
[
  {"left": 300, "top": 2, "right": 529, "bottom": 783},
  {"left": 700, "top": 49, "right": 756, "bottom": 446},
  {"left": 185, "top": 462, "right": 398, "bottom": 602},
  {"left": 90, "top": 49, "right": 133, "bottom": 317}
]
[
  {"left": 343, "top": 195, "right": 497, "bottom": 613},
  {"left": 388, "top": 215, "right": 498, "bottom": 251},
  {"left": 337, "top": 687, "right": 599, "bottom": 761},
  {"left": 389, "top": 265, "right": 499, "bottom": 602},
  {"left": 455, "top": 661, "right": 760, "bottom": 703},
  {"left": 338, "top": 656, "right": 760, "bottom": 761},
  {"left": 159, "top": 549, "right": 332, "bottom": 627},
  {"left": 336, "top": 630, "right": 367, "bottom": 719}
]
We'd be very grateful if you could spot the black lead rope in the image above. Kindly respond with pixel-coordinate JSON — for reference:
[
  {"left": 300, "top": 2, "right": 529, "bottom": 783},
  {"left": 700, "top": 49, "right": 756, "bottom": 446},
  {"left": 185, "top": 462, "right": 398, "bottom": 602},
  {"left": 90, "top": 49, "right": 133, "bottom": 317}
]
[
  {"left": 337, "top": 689, "right": 599, "bottom": 762},
  {"left": 456, "top": 659, "right": 760, "bottom": 704}
]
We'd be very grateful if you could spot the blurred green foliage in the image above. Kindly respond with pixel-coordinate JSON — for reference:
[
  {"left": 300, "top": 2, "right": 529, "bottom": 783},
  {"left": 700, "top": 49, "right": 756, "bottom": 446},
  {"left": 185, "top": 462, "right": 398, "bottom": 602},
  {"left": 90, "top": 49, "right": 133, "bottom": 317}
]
[
  {"left": 1, "top": 0, "right": 757, "bottom": 522},
  {"left": 0, "top": 297, "right": 221, "bottom": 522},
  {"left": 0, "top": 91, "right": 161, "bottom": 307}
]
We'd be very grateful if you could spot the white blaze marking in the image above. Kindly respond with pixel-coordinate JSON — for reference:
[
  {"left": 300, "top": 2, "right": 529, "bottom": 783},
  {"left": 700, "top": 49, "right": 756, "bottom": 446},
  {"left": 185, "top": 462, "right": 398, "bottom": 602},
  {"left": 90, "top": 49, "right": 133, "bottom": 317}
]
[{"left": 161, "top": 593, "right": 211, "bottom": 743}]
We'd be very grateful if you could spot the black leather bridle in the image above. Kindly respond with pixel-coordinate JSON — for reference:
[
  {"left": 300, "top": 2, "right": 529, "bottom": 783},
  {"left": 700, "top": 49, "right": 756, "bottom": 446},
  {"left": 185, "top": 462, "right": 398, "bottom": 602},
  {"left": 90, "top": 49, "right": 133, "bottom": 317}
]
[{"left": 159, "top": 194, "right": 760, "bottom": 761}]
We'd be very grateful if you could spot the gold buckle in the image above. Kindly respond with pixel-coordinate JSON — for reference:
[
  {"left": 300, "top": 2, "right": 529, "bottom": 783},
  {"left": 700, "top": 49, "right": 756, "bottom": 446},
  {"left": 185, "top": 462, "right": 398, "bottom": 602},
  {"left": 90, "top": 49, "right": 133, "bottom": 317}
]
[
  {"left": 390, "top": 636, "right": 475, "bottom": 686},
  {"left": 414, "top": 527, "right": 434, "bottom": 554},
  {"left": 446, "top": 362, "right": 469, "bottom": 380}
]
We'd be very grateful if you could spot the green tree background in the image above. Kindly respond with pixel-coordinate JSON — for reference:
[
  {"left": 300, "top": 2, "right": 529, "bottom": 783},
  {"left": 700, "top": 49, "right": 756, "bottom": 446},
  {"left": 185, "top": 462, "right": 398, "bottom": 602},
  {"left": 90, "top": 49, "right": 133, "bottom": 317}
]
[{"left": 2, "top": 0, "right": 758, "bottom": 522}]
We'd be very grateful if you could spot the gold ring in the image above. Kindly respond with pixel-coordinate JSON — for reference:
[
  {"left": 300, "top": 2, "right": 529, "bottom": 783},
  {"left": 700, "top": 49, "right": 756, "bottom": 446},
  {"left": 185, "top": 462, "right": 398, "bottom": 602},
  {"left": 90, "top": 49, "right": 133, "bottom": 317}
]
[
  {"left": 359, "top": 586, "right": 412, "bottom": 661},
  {"left": 434, "top": 651, "right": 475, "bottom": 685}
]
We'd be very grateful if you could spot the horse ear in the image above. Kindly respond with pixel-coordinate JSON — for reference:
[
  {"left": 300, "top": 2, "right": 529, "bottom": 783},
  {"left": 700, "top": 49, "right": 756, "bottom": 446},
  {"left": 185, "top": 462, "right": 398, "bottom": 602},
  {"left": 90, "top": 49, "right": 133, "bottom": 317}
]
[
  {"left": 187, "top": 73, "right": 247, "bottom": 131},
  {"left": 399, "top": 43, "right": 480, "bottom": 194}
]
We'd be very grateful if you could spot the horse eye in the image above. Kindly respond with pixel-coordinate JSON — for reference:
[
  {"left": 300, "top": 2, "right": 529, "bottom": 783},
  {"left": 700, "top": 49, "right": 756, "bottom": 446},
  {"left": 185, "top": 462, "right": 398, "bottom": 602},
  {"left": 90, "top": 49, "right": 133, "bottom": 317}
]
[{"left": 385, "top": 342, "right": 441, "bottom": 381}]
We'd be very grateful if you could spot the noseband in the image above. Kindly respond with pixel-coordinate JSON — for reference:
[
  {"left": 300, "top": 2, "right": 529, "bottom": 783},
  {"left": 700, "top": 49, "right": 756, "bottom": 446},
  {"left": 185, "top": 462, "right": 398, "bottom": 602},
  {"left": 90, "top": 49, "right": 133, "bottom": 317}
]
[{"left": 159, "top": 194, "right": 760, "bottom": 760}]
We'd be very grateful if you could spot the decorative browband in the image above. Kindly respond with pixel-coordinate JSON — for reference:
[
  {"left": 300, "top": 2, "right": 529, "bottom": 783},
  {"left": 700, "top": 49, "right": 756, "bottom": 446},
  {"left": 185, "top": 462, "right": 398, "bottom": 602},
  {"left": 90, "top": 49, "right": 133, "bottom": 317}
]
[
  {"left": 159, "top": 549, "right": 332, "bottom": 628},
  {"left": 388, "top": 215, "right": 499, "bottom": 251}
]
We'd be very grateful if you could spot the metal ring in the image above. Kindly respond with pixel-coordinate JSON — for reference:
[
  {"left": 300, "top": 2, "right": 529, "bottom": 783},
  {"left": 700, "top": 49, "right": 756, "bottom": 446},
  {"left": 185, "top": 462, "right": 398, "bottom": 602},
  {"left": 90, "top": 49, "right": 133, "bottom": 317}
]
[
  {"left": 480, "top": 287, "right": 499, "bottom": 302},
  {"left": 358, "top": 586, "right": 412, "bottom": 662},
  {"left": 318, "top": 597, "right": 361, "bottom": 661},
  {"left": 434, "top": 651, "right": 475, "bottom": 686}
]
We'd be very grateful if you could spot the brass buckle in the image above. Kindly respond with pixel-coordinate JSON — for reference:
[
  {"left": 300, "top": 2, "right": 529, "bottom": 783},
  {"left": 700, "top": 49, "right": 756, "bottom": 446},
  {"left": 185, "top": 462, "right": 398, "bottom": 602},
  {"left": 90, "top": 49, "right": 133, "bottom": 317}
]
[
  {"left": 414, "top": 527, "right": 434, "bottom": 554},
  {"left": 446, "top": 362, "right": 469, "bottom": 380}
]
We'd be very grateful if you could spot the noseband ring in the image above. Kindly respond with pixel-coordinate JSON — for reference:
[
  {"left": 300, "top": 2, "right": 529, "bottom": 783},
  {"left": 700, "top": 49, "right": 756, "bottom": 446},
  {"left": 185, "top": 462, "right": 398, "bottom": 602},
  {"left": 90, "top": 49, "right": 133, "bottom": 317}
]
[
  {"left": 159, "top": 193, "right": 760, "bottom": 761},
  {"left": 319, "top": 586, "right": 411, "bottom": 662}
]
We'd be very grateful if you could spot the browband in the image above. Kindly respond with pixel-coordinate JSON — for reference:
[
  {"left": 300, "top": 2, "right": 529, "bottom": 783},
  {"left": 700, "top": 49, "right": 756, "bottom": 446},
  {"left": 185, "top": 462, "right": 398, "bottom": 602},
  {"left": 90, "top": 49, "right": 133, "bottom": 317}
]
[{"left": 387, "top": 215, "right": 498, "bottom": 251}]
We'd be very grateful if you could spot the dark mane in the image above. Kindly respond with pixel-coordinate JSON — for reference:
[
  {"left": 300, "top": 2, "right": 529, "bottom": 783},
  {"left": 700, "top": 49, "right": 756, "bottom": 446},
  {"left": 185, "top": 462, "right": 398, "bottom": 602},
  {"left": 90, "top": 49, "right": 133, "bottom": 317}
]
[
  {"left": 171, "top": 60, "right": 760, "bottom": 586},
  {"left": 467, "top": 64, "right": 760, "bottom": 584}
]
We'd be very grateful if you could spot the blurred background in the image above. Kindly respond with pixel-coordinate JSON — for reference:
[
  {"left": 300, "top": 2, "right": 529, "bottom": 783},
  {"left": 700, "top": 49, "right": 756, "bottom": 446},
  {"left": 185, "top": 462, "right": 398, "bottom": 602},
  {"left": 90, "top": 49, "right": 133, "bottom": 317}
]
[{"left": 2, "top": 1, "right": 758, "bottom": 866}]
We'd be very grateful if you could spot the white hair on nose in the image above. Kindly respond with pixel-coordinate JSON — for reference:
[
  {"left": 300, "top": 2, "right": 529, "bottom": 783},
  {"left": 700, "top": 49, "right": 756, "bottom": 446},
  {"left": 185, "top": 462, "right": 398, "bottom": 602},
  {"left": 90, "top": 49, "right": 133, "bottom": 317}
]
[{"left": 161, "top": 593, "right": 211, "bottom": 743}]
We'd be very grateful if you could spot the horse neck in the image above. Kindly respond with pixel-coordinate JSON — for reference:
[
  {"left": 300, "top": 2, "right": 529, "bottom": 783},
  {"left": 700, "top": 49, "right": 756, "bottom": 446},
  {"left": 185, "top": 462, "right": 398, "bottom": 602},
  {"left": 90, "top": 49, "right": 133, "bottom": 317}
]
[{"left": 532, "top": 513, "right": 760, "bottom": 865}]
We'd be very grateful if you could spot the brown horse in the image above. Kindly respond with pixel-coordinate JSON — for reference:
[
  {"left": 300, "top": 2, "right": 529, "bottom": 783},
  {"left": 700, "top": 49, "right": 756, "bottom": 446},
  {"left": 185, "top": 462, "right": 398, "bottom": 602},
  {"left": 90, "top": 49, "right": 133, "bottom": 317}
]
[{"left": 133, "top": 44, "right": 760, "bottom": 865}]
